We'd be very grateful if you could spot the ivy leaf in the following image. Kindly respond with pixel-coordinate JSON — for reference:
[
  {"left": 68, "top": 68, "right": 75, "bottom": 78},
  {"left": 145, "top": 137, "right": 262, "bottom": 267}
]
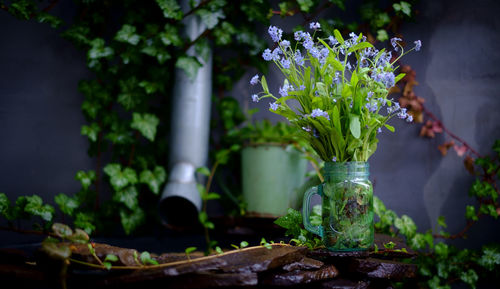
[
  {"left": 195, "top": 38, "right": 211, "bottom": 62},
  {"left": 437, "top": 216, "right": 447, "bottom": 228},
  {"left": 434, "top": 242, "right": 449, "bottom": 258},
  {"left": 213, "top": 22, "right": 236, "bottom": 46},
  {"left": 460, "top": 269, "right": 478, "bottom": 289},
  {"left": 81, "top": 122, "right": 101, "bottom": 142},
  {"left": 113, "top": 186, "right": 138, "bottom": 210},
  {"left": 88, "top": 38, "right": 114, "bottom": 60},
  {"left": 156, "top": 0, "right": 183, "bottom": 20},
  {"left": 115, "top": 24, "right": 141, "bottom": 46},
  {"left": 75, "top": 170, "right": 96, "bottom": 190},
  {"left": 54, "top": 193, "right": 79, "bottom": 216},
  {"left": 478, "top": 245, "right": 500, "bottom": 270},
  {"left": 394, "top": 215, "right": 417, "bottom": 238},
  {"left": 176, "top": 56, "right": 203, "bottom": 80},
  {"left": 24, "top": 195, "right": 54, "bottom": 222},
  {"left": 140, "top": 166, "right": 167, "bottom": 195},
  {"left": 74, "top": 212, "right": 95, "bottom": 234},
  {"left": 104, "top": 164, "right": 137, "bottom": 191},
  {"left": 36, "top": 12, "right": 63, "bottom": 28},
  {"left": 465, "top": 205, "right": 478, "bottom": 221},
  {"left": 0, "top": 193, "right": 10, "bottom": 217},
  {"left": 160, "top": 24, "right": 183, "bottom": 47},
  {"left": 196, "top": 9, "right": 224, "bottom": 29},
  {"left": 240, "top": 241, "right": 249, "bottom": 248},
  {"left": 297, "top": 0, "right": 314, "bottom": 12},
  {"left": 393, "top": 1, "right": 412, "bottom": 17},
  {"left": 130, "top": 113, "right": 160, "bottom": 142},
  {"left": 103, "top": 262, "right": 112, "bottom": 270},
  {"left": 120, "top": 208, "right": 145, "bottom": 235},
  {"left": 376, "top": 29, "right": 389, "bottom": 42}
]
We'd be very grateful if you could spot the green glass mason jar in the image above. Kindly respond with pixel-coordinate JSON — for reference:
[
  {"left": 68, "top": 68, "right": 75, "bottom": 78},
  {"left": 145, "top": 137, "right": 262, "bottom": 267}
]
[{"left": 303, "top": 162, "right": 374, "bottom": 251}]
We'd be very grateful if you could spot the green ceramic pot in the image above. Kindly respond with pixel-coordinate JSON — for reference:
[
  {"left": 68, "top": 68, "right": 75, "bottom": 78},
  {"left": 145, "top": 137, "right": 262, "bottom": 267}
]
[{"left": 242, "top": 144, "right": 307, "bottom": 217}]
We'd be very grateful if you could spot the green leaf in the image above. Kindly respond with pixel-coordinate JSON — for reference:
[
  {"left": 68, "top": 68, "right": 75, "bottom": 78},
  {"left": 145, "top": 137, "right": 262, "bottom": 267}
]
[
  {"left": 478, "top": 245, "right": 500, "bottom": 270},
  {"left": 333, "top": 29, "right": 344, "bottom": 45},
  {"left": 160, "top": 24, "right": 183, "bottom": 47},
  {"left": 176, "top": 56, "right": 203, "bottom": 80},
  {"left": 261, "top": 75, "right": 269, "bottom": 93},
  {"left": 0, "top": 193, "right": 10, "bottom": 216},
  {"left": 75, "top": 170, "right": 96, "bottom": 190},
  {"left": 394, "top": 215, "right": 417, "bottom": 238},
  {"left": 274, "top": 208, "right": 302, "bottom": 237},
  {"left": 465, "top": 205, "right": 478, "bottom": 221},
  {"left": 460, "top": 269, "right": 478, "bottom": 289},
  {"left": 105, "top": 254, "right": 119, "bottom": 262},
  {"left": 140, "top": 251, "right": 159, "bottom": 265},
  {"left": 36, "top": 12, "right": 63, "bottom": 28},
  {"left": 383, "top": 241, "right": 395, "bottom": 250},
  {"left": 54, "top": 194, "right": 79, "bottom": 216},
  {"left": 156, "top": 0, "right": 183, "bottom": 20},
  {"left": 240, "top": 241, "right": 249, "bottom": 248},
  {"left": 437, "top": 216, "right": 447, "bottom": 228},
  {"left": 114, "top": 186, "right": 138, "bottom": 210},
  {"left": 196, "top": 9, "right": 224, "bottom": 29},
  {"left": 130, "top": 112, "right": 160, "bottom": 142},
  {"left": 104, "top": 164, "right": 129, "bottom": 191},
  {"left": 139, "top": 166, "right": 167, "bottom": 195},
  {"left": 384, "top": 124, "right": 395, "bottom": 133},
  {"left": 205, "top": 193, "right": 221, "bottom": 200},
  {"left": 88, "top": 38, "right": 114, "bottom": 60},
  {"left": 185, "top": 247, "right": 197, "bottom": 254},
  {"left": 376, "top": 29, "right": 389, "bottom": 42},
  {"left": 434, "top": 242, "right": 449, "bottom": 258},
  {"left": 297, "top": 0, "right": 314, "bottom": 12},
  {"left": 120, "top": 208, "right": 145, "bottom": 235},
  {"left": 25, "top": 195, "right": 54, "bottom": 222},
  {"left": 52, "top": 223, "right": 73, "bottom": 238},
  {"left": 349, "top": 114, "right": 361, "bottom": 139},
  {"left": 393, "top": 1, "right": 412, "bottom": 16},
  {"left": 115, "top": 24, "right": 140, "bottom": 45},
  {"left": 74, "top": 212, "right": 95, "bottom": 235},
  {"left": 195, "top": 38, "right": 211, "bottom": 62},
  {"left": 81, "top": 122, "right": 101, "bottom": 142},
  {"left": 196, "top": 166, "right": 211, "bottom": 177},
  {"left": 103, "top": 262, "right": 112, "bottom": 270}
]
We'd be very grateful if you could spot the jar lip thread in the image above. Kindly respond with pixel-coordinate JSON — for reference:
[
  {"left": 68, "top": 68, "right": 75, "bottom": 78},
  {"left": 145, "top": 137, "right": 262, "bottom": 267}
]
[{"left": 323, "top": 161, "right": 370, "bottom": 178}]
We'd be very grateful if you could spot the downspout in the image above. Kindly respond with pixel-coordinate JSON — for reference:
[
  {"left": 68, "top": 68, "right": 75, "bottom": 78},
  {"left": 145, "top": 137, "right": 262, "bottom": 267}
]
[{"left": 159, "top": 0, "right": 212, "bottom": 227}]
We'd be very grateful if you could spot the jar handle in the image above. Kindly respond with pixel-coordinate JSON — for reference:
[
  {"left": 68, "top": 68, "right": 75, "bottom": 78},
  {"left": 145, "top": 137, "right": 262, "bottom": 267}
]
[{"left": 302, "top": 185, "right": 322, "bottom": 237}]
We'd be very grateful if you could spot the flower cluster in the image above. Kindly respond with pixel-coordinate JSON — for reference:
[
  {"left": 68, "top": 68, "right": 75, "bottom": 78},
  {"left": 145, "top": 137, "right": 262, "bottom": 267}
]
[{"left": 249, "top": 23, "right": 421, "bottom": 162}]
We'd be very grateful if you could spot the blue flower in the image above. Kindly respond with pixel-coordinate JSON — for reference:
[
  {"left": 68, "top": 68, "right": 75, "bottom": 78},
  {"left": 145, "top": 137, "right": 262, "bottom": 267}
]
[
  {"left": 268, "top": 25, "right": 283, "bottom": 42},
  {"left": 391, "top": 37, "right": 402, "bottom": 51},
  {"left": 328, "top": 36, "right": 338, "bottom": 46},
  {"left": 414, "top": 40, "right": 422, "bottom": 51},
  {"left": 367, "top": 91, "right": 374, "bottom": 99},
  {"left": 294, "top": 51, "right": 305, "bottom": 66},
  {"left": 262, "top": 49, "right": 272, "bottom": 61},
  {"left": 309, "top": 46, "right": 321, "bottom": 59},
  {"left": 271, "top": 48, "right": 282, "bottom": 61},
  {"left": 251, "top": 94, "right": 259, "bottom": 102},
  {"left": 270, "top": 102, "right": 279, "bottom": 111},
  {"left": 377, "top": 127, "right": 382, "bottom": 133},
  {"left": 406, "top": 114, "right": 413, "bottom": 122},
  {"left": 303, "top": 37, "right": 314, "bottom": 51},
  {"left": 298, "top": 84, "right": 306, "bottom": 91},
  {"left": 311, "top": 108, "right": 330, "bottom": 120},
  {"left": 294, "top": 31, "right": 304, "bottom": 41},
  {"left": 302, "top": 126, "right": 311, "bottom": 132},
  {"left": 332, "top": 156, "right": 337, "bottom": 162},
  {"left": 309, "top": 22, "right": 321, "bottom": 30},
  {"left": 281, "top": 58, "right": 291, "bottom": 69},
  {"left": 250, "top": 74, "right": 259, "bottom": 85},
  {"left": 279, "top": 82, "right": 290, "bottom": 97},
  {"left": 281, "top": 40, "right": 291, "bottom": 50},
  {"left": 349, "top": 32, "right": 357, "bottom": 39}
]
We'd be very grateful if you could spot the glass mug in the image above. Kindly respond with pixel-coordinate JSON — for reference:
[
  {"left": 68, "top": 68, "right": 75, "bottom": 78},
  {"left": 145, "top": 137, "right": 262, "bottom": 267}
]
[{"left": 303, "top": 162, "right": 374, "bottom": 251}]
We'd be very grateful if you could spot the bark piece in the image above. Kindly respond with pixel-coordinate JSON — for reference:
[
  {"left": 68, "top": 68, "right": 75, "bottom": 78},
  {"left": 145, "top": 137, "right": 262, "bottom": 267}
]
[
  {"left": 282, "top": 257, "right": 324, "bottom": 271},
  {"left": 370, "top": 234, "right": 416, "bottom": 259},
  {"left": 69, "top": 243, "right": 140, "bottom": 266},
  {"left": 320, "top": 279, "right": 370, "bottom": 289},
  {"left": 349, "top": 258, "right": 417, "bottom": 280},
  {"left": 261, "top": 264, "right": 339, "bottom": 286},
  {"left": 308, "top": 248, "right": 370, "bottom": 260},
  {"left": 165, "top": 272, "right": 258, "bottom": 288}
]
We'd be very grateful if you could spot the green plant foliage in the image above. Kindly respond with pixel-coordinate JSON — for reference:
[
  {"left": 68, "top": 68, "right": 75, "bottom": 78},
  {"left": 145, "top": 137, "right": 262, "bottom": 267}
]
[{"left": 274, "top": 208, "right": 322, "bottom": 249}]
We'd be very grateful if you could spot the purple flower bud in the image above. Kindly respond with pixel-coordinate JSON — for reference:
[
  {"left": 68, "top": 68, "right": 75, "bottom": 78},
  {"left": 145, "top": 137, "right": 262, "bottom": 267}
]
[
  {"left": 270, "top": 102, "right": 279, "bottom": 111},
  {"left": 262, "top": 49, "right": 272, "bottom": 61},
  {"left": 414, "top": 40, "right": 422, "bottom": 51},
  {"left": 406, "top": 114, "right": 413, "bottom": 122},
  {"left": 294, "top": 31, "right": 304, "bottom": 41},
  {"left": 311, "top": 108, "right": 330, "bottom": 120},
  {"left": 294, "top": 51, "right": 305, "bottom": 66},
  {"left": 349, "top": 32, "right": 357, "bottom": 39},
  {"left": 332, "top": 156, "right": 337, "bottom": 162},
  {"left": 268, "top": 25, "right": 283, "bottom": 42},
  {"left": 251, "top": 94, "right": 259, "bottom": 102},
  {"left": 377, "top": 127, "right": 382, "bottom": 133},
  {"left": 250, "top": 74, "right": 259, "bottom": 85},
  {"left": 309, "top": 22, "right": 321, "bottom": 30},
  {"left": 281, "top": 40, "right": 291, "bottom": 50},
  {"left": 391, "top": 37, "right": 402, "bottom": 51},
  {"left": 280, "top": 58, "right": 291, "bottom": 69}
]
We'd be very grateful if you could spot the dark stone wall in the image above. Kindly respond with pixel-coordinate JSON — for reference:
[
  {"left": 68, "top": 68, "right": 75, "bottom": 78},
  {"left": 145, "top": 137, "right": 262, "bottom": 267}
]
[{"left": 0, "top": 0, "right": 499, "bottom": 249}]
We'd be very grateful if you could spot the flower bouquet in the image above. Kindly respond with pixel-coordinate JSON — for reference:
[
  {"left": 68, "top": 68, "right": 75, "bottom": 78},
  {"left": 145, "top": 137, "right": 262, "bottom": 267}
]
[{"left": 250, "top": 23, "right": 421, "bottom": 250}]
